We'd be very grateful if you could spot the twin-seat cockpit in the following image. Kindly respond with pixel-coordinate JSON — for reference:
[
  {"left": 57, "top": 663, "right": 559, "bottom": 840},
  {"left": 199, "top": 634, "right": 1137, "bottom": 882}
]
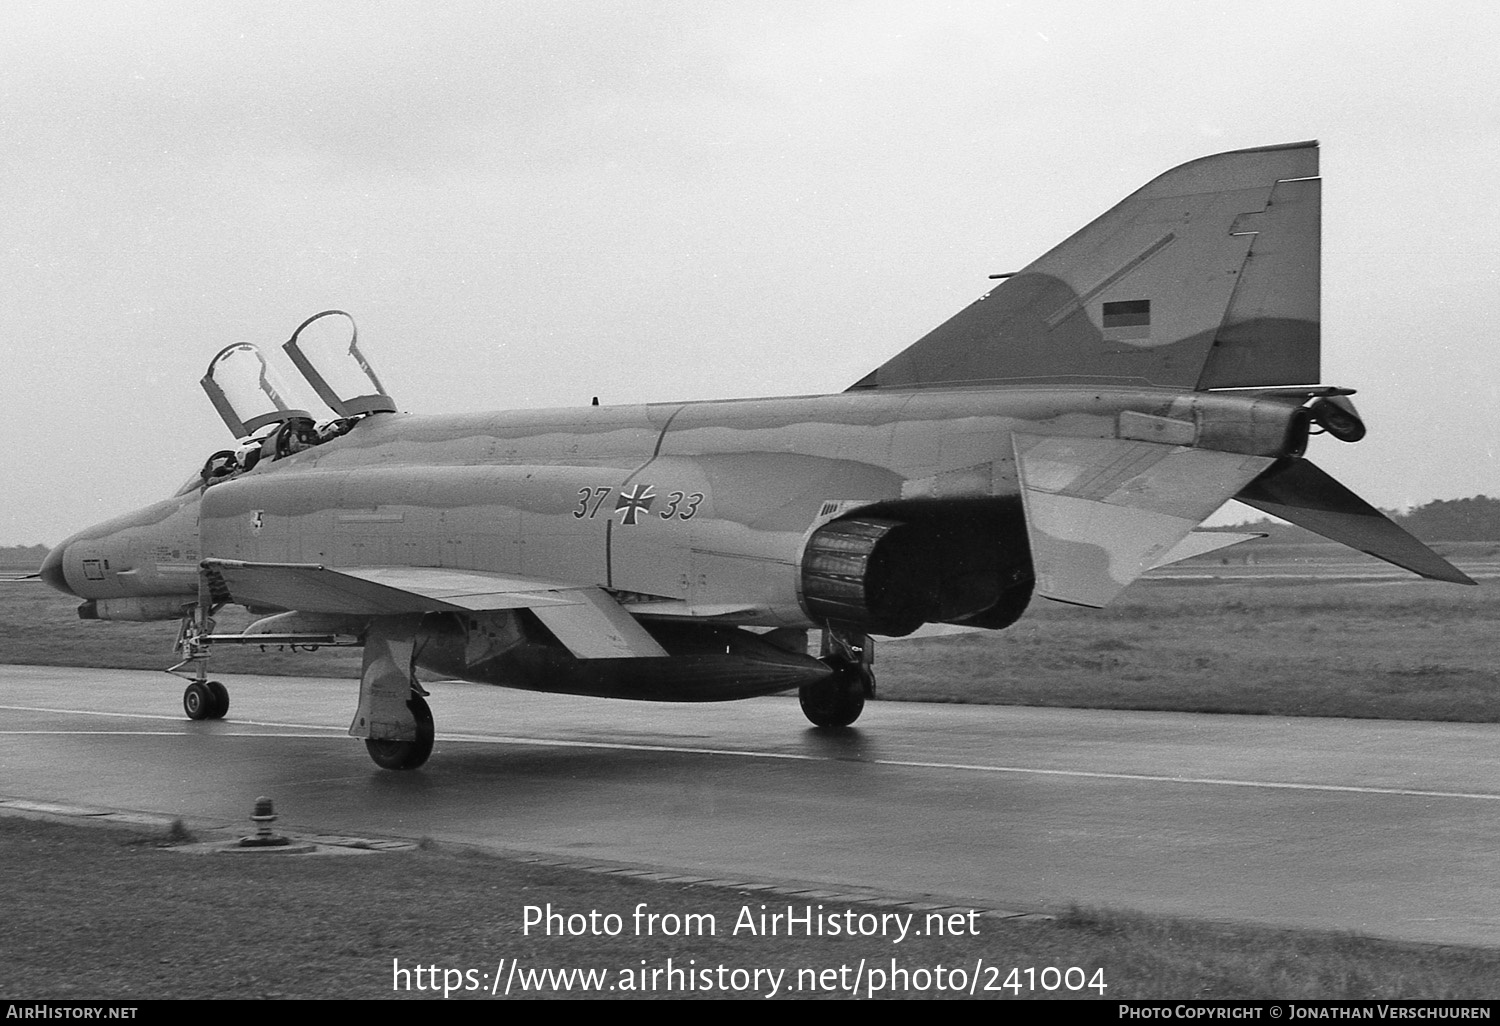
[{"left": 180, "top": 310, "right": 396, "bottom": 495}]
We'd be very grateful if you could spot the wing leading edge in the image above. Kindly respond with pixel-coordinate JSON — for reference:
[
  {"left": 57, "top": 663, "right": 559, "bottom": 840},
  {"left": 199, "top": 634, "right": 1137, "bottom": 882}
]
[{"left": 200, "top": 560, "right": 669, "bottom": 658}]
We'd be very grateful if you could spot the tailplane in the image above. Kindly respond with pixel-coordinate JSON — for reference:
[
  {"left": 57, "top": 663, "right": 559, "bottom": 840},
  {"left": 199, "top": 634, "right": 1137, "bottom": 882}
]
[
  {"left": 1234, "top": 460, "right": 1475, "bottom": 585},
  {"left": 851, "top": 141, "right": 1320, "bottom": 391}
]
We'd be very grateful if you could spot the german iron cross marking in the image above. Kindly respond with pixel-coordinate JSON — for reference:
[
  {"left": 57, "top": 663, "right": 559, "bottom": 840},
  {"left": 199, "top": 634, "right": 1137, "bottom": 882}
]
[{"left": 614, "top": 484, "right": 656, "bottom": 525}]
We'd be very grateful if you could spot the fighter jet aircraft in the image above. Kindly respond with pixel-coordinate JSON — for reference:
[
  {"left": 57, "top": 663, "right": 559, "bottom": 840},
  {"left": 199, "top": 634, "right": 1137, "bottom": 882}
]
[{"left": 39, "top": 140, "right": 1472, "bottom": 770}]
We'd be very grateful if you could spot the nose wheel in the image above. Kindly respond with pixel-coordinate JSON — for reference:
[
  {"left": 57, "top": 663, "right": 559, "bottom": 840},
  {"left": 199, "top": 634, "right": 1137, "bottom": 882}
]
[{"left": 183, "top": 680, "right": 230, "bottom": 721}]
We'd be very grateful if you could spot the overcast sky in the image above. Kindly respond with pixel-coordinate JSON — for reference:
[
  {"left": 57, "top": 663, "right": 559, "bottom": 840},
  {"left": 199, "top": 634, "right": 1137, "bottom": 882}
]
[{"left": 2, "top": 1, "right": 1497, "bottom": 545}]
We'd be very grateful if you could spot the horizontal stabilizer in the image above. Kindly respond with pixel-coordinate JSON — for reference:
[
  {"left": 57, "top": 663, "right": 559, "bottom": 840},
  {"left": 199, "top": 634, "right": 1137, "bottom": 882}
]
[
  {"left": 1234, "top": 460, "right": 1475, "bottom": 585},
  {"left": 1014, "top": 434, "right": 1274, "bottom": 606},
  {"left": 200, "top": 560, "right": 668, "bottom": 657}
]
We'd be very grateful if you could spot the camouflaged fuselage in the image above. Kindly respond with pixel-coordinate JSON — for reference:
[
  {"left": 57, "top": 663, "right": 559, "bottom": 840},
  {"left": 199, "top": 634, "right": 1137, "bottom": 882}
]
[{"left": 46, "top": 384, "right": 1309, "bottom": 628}]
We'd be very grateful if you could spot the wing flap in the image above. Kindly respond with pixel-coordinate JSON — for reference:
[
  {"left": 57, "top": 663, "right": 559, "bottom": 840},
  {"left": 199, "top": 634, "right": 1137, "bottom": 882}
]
[
  {"left": 531, "top": 589, "right": 673, "bottom": 659},
  {"left": 1014, "top": 434, "right": 1275, "bottom": 606},
  {"left": 200, "top": 560, "right": 668, "bottom": 658}
]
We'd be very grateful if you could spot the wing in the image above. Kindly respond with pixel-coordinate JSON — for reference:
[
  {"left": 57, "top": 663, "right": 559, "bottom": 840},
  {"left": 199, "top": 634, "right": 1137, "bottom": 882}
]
[{"left": 200, "top": 560, "right": 668, "bottom": 658}]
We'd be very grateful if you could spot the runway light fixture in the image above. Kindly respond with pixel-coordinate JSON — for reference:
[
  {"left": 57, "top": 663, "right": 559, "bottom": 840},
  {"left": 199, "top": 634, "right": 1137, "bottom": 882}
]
[{"left": 239, "top": 795, "right": 291, "bottom": 848}]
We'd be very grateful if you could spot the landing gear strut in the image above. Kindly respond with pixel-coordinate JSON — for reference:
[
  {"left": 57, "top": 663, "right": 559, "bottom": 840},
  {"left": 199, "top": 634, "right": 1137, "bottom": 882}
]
[
  {"left": 171, "top": 602, "right": 230, "bottom": 720},
  {"left": 168, "top": 590, "right": 360, "bottom": 729},
  {"left": 350, "top": 615, "right": 435, "bottom": 771},
  {"left": 800, "top": 628, "right": 875, "bottom": 728}
]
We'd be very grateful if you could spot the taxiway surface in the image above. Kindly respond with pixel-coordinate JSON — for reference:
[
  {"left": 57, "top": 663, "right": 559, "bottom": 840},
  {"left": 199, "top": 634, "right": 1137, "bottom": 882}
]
[{"left": 2, "top": 663, "right": 1498, "bottom": 948}]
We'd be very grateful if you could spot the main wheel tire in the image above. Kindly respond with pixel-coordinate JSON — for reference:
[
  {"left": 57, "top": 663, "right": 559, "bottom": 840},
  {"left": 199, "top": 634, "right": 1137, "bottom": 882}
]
[
  {"left": 183, "top": 681, "right": 215, "bottom": 721},
  {"left": 799, "top": 671, "right": 866, "bottom": 728},
  {"left": 364, "top": 693, "right": 435, "bottom": 770},
  {"left": 206, "top": 681, "right": 230, "bottom": 720}
]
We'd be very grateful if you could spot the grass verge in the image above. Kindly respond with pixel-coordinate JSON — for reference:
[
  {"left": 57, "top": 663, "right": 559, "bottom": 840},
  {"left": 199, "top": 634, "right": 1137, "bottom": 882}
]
[{"left": 4, "top": 816, "right": 1498, "bottom": 1000}]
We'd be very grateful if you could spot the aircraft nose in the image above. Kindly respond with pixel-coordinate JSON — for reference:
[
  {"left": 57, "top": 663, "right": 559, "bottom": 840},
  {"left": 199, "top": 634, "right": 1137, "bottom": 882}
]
[{"left": 39, "top": 543, "right": 75, "bottom": 596}]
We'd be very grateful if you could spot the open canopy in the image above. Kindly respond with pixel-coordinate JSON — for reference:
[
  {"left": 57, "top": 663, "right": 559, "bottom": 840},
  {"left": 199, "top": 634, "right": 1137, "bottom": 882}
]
[
  {"left": 200, "top": 342, "right": 312, "bottom": 439},
  {"left": 282, "top": 310, "right": 396, "bottom": 418}
]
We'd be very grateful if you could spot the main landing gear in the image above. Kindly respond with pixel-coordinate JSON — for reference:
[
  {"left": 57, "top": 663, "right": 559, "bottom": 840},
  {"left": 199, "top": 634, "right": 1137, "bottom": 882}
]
[
  {"left": 800, "top": 628, "right": 875, "bottom": 728},
  {"left": 349, "top": 615, "right": 435, "bottom": 771},
  {"left": 363, "top": 693, "right": 435, "bottom": 771}
]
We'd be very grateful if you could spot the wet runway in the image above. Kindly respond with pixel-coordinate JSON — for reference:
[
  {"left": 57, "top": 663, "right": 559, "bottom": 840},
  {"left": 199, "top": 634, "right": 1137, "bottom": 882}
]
[{"left": 3, "top": 663, "right": 1499, "bottom": 948}]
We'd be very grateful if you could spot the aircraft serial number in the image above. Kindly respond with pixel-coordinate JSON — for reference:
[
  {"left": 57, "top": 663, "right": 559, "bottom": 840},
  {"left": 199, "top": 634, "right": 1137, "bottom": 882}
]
[{"left": 572, "top": 486, "right": 704, "bottom": 523}]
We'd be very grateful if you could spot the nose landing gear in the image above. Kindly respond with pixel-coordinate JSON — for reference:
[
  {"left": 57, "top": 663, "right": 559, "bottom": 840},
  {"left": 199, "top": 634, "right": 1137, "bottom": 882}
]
[
  {"left": 182, "top": 679, "right": 230, "bottom": 720},
  {"left": 171, "top": 604, "right": 231, "bottom": 721},
  {"left": 168, "top": 597, "right": 360, "bottom": 726}
]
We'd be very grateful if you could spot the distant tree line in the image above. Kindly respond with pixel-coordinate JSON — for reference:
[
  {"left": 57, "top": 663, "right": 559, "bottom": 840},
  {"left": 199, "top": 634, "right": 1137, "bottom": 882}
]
[
  {"left": 0, "top": 544, "right": 48, "bottom": 567},
  {"left": 1216, "top": 495, "right": 1500, "bottom": 543},
  {"left": 1396, "top": 496, "right": 1500, "bottom": 541}
]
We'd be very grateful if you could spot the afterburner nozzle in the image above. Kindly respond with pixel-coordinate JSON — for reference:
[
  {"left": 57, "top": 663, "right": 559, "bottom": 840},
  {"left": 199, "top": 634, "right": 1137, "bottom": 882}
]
[{"left": 1309, "top": 395, "right": 1366, "bottom": 443}]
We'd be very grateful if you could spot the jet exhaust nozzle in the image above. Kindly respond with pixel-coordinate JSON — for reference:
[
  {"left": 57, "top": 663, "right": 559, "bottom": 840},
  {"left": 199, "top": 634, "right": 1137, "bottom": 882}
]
[{"left": 1309, "top": 395, "right": 1366, "bottom": 443}]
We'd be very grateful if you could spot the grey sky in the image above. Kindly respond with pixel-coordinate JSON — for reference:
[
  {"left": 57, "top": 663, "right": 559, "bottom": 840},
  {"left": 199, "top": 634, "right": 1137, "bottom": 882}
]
[{"left": 3, "top": 1, "right": 1497, "bottom": 544}]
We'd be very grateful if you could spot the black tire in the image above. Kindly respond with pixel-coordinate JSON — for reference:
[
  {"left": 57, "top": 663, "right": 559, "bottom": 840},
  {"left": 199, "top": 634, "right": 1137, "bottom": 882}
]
[
  {"left": 799, "top": 670, "right": 866, "bottom": 728},
  {"left": 206, "top": 681, "right": 230, "bottom": 720},
  {"left": 365, "top": 693, "right": 435, "bottom": 770},
  {"left": 183, "top": 681, "right": 214, "bottom": 721}
]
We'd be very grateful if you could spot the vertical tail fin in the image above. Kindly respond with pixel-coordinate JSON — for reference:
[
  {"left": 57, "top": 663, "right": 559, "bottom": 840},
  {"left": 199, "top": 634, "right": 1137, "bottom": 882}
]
[{"left": 851, "top": 141, "right": 1320, "bottom": 391}]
